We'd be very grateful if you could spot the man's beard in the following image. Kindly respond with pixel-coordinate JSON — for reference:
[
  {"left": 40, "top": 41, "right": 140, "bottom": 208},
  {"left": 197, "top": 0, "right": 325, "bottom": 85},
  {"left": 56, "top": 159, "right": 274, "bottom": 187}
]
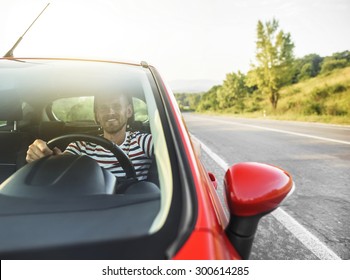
[
  {"left": 104, "top": 122, "right": 127, "bottom": 133},
  {"left": 102, "top": 118, "right": 127, "bottom": 134}
]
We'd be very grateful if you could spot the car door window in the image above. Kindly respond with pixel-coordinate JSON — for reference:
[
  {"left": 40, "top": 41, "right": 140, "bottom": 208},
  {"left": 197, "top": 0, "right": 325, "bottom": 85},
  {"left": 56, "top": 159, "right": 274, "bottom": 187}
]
[
  {"left": 51, "top": 96, "right": 148, "bottom": 122},
  {"left": 52, "top": 97, "right": 95, "bottom": 122}
]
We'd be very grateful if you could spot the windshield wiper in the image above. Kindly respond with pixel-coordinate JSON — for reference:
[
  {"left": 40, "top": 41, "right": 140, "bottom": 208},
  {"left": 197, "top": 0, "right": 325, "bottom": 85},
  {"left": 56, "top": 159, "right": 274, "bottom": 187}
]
[{"left": 3, "top": 3, "right": 50, "bottom": 58}]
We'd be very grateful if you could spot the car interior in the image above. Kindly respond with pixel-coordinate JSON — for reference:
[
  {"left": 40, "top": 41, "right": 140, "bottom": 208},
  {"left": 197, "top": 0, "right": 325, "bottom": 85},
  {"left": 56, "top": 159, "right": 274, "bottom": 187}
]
[{"left": 0, "top": 95, "right": 155, "bottom": 185}]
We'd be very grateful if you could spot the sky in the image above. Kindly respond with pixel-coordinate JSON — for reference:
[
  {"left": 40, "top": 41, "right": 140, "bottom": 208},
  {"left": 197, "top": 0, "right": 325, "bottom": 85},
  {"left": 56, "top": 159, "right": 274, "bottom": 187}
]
[{"left": 0, "top": 0, "right": 349, "bottom": 83}]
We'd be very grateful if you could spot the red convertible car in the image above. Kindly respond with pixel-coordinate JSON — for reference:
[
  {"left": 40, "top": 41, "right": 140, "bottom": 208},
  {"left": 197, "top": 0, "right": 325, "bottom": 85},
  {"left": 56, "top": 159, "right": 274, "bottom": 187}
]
[{"left": 0, "top": 57, "right": 294, "bottom": 259}]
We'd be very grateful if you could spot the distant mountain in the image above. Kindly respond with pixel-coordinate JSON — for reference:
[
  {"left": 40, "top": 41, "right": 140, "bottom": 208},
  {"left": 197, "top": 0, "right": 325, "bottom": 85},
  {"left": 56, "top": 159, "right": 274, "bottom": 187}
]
[{"left": 169, "top": 79, "right": 221, "bottom": 93}]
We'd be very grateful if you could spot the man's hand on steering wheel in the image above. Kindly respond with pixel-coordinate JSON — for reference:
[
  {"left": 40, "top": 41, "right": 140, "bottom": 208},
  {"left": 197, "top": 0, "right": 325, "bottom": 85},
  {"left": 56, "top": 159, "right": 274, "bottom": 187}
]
[{"left": 26, "top": 139, "right": 63, "bottom": 163}]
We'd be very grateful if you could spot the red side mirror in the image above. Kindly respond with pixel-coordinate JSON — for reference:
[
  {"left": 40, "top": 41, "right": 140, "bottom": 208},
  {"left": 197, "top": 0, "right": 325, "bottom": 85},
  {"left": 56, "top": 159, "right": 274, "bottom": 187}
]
[
  {"left": 224, "top": 162, "right": 294, "bottom": 259},
  {"left": 224, "top": 162, "right": 294, "bottom": 217}
]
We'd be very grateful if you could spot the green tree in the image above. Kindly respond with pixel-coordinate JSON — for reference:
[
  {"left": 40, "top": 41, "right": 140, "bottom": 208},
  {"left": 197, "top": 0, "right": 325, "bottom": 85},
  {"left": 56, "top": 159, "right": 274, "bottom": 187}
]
[
  {"left": 187, "top": 94, "right": 201, "bottom": 110},
  {"left": 292, "top": 53, "right": 323, "bottom": 82},
  {"left": 197, "top": 85, "right": 221, "bottom": 111},
  {"left": 331, "top": 50, "right": 350, "bottom": 63},
  {"left": 217, "top": 71, "right": 248, "bottom": 112},
  {"left": 175, "top": 93, "right": 202, "bottom": 111},
  {"left": 320, "top": 50, "right": 350, "bottom": 74},
  {"left": 320, "top": 58, "right": 347, "bottom": 73},
  {"left": 247, "top": 18, "right": 295, "bottom": 109}
]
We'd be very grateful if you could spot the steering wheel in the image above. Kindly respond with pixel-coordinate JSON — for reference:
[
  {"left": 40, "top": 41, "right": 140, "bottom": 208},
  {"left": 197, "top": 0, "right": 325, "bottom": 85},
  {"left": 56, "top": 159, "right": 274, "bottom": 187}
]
[{"left": 47, "top": 134, "right": 137, "bottom": 180}]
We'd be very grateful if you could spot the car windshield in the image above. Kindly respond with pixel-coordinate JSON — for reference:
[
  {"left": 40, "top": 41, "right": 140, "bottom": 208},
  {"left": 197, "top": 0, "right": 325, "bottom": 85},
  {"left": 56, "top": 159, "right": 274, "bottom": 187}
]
[{"left": 0, "top": 58, "right": 173, "bottom": 235}]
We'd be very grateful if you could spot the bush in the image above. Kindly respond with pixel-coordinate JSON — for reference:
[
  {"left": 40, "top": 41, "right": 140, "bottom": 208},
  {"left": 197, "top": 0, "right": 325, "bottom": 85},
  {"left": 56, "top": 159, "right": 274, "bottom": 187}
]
[
  {"left": 321, "top": 58, "right": 347, "bottom": 73},
  {"left": 304, "top": 102, "right": 325, "bottom": 115},
  {"left": 329, "top": 83, "right": 347, "bottom": 94},
  {"left": 287, "top": 100, "right": 296, "bottom": 109},
  {"left": 298, "top": 63, "right": 313, "bottom": 80},
  {"left": 325, "top": 104, "right": 347, "bottom": 116},
  {"left": 311, "top": 87, "right": 329, "bottom": 101}
]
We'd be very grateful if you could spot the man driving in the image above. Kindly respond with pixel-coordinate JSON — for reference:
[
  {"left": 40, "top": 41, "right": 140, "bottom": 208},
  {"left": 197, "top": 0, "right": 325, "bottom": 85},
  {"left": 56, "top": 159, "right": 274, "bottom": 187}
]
[{"left": 26, "top": 92, "right": 153, "bottom": 181}]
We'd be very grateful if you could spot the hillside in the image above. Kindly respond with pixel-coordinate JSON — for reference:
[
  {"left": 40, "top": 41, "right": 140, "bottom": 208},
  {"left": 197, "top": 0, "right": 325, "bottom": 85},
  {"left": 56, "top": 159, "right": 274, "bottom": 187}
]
[
  {"left": 176, "top": 66, "right": 350, "bottom": 125},
  {"left": 261, "top": 66, "right": 350, "bottom": 124}
]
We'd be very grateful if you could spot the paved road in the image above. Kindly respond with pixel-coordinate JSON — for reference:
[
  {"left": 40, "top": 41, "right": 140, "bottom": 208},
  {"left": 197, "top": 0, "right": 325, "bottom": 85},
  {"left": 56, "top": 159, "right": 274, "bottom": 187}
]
[{"left": 183, "top": 113, "right": 350, "bottom": 260}]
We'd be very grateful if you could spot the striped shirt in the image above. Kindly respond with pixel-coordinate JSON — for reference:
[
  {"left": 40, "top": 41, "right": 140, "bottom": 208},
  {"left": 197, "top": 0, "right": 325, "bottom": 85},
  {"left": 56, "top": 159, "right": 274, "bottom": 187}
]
[{"left": 64, "top": 131, "right": 153, "bottom": 181}]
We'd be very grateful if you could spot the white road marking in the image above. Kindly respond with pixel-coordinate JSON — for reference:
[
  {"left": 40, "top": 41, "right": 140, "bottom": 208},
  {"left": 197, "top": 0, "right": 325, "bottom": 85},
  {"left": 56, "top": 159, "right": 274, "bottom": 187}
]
[
  {"left": 272, "top": 208, "right": 341, "bottom": 260},
  {"left": 192, "top": 135, "right": 341, "bottom": 260},
  {"left": 194, "top": 116, "right": 350, "bottom": 145}
]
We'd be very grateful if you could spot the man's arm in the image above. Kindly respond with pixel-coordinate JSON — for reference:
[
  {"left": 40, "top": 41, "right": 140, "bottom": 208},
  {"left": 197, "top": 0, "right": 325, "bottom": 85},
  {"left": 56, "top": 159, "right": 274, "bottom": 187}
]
[{"left": 137, "top": 133, "right": 153, "bottom": 158}]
